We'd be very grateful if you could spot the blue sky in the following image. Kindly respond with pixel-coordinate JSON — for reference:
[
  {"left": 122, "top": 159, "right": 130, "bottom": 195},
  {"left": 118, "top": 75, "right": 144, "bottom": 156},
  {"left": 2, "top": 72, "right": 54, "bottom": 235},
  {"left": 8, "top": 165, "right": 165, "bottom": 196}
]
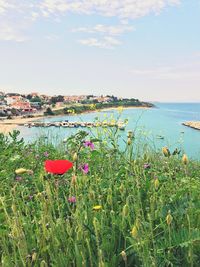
[{"left": 0, "top": 0, "right": 200, "bottom": 102}]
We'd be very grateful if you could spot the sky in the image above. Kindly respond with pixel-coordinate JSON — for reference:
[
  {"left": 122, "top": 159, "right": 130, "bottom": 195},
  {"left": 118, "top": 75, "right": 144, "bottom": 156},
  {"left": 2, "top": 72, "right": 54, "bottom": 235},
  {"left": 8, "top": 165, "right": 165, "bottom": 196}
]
[{"left": 0, "top": 0, "right": 200, "bottom": 102}]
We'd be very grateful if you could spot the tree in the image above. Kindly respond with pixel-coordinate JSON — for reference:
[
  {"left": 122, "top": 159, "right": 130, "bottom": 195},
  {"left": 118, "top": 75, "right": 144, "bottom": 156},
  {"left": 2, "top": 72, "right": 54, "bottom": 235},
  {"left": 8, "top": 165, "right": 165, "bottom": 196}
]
[{"left": 44, "top": 107, "right": 54, "bottom": 116}]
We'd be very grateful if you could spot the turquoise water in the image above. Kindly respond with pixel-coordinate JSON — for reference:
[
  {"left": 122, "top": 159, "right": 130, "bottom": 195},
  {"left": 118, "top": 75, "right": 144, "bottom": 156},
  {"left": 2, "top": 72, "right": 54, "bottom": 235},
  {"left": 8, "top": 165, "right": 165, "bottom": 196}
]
[{"left": 19, "top": 103, "right": 200, "bottom": 159}]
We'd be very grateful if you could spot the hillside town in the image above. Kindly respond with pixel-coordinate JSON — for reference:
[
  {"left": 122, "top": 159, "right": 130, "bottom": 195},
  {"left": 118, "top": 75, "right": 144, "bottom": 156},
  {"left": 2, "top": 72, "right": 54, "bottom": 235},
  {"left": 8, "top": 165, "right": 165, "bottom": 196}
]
[{"left": 0, "top": 92, "right": 120, "bottom": 118}]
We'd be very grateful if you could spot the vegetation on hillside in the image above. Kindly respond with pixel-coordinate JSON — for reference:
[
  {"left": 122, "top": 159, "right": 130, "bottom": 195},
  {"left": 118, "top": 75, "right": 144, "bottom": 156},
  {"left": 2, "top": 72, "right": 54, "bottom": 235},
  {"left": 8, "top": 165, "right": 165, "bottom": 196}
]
[{"left": 0, "top": 128, "right": 199, "bottom": 267}]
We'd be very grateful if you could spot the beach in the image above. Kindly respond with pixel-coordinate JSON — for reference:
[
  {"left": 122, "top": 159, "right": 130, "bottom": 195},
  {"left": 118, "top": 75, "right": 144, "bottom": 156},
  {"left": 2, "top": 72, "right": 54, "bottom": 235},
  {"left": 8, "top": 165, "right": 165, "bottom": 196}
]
[{"left": 0, "top": 106, "right": 151, "bottom": 134}]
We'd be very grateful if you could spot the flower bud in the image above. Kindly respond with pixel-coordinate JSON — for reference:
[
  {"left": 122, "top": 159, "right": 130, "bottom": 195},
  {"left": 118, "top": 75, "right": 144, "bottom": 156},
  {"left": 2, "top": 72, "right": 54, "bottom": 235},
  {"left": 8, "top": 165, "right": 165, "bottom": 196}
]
[
  {"left": 119, "top": 184, "right": 124, "bottom": 194},
  {"left": 73, "top": 153, "right": 78, "bottom": 162},
  {"left": 122, "top": 204, "right": 129, "bottom": 217},
  {"left": 121, "top": 251, "right": 127, "bottom": 262},
  {"left": 154, "top": 177, "right": 159, "bottom": 190},
  {"left": 32, "top": 252, "right": 37, "bottom": 262},
  {"left": 166, "top": 210, "right": 173, "bottom": 225},
  {"left": 127, "top": 138, "right": 131, "bottom": 145},
  {"left": 162, "top": 147, "right": 170, "bottom": 157},
  {"left": 131, "top": 225, "right": 138, "bottom": 238},
  {"left": 182, "top": 154, "right": 189, "bottom": 165}
]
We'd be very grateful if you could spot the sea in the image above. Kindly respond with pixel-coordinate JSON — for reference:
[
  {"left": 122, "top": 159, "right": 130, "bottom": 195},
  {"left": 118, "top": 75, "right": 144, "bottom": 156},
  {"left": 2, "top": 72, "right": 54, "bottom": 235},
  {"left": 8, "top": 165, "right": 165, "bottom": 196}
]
[{"left": 18, "top": 103, "right": 200, "bottom": 159}]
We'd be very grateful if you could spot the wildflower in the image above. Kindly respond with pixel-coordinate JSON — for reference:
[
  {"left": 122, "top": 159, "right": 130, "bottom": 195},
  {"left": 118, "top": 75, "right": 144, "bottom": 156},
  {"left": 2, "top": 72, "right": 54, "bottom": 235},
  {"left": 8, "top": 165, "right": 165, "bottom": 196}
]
[
  {"left": 44, "top": 151, "right": 49, "bottom": 157},
  {"left": 35, "top": 154, "right": 40, "bottom": 159},
  {"left": 15, "top": 168, "right": 29, "bottom": 175},
  {"left": 92, "top": 205, "right": 102, "bottom": 211},
  {"left": 84, "top": 141, "right": 95, "bottom": 150},
  {"left": 16, "top": 176, "right": 22, "bottom": 182},
  {"left": 29, "top": 195, "right": 33, "bottom": 200},
  {"left": 44, "top": 160, "right": 73, "bottom": 175},
  {"left": 68, "top": 196, "right": 76, "bottom": 203},
  {"left": 162, "top": 147, "right": 170, "bottom": 157},
  {"left": 166, "top": 210, "right": 173, "bottom": 225},
  {"left": 143, "top": 163, "right": 151, "bottom": 169},
  {"left": 182, "top": 154, "right": 189, "bottom": 165},
  {"left": 80, "top": 163, "right": 89, "bottom": 174}
]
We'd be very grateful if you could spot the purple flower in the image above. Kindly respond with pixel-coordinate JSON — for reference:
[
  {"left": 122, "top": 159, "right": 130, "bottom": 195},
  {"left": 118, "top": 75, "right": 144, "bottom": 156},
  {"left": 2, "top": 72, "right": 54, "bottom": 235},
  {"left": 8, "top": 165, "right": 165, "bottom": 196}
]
[
  {"left": 144, "top": 163, "right": 151, "bottom": 169},
  {"left": 16, "top": 176, "right": 22, "bottom": 182},
  {"left": 83, "top": 141, "right": 95, "bottom": 150},
  {"left": 80, "top": 163, "right": 89, "bottom": 174},
  {"left": 68, "top": 196, "right": 76, "bottom": 203},
  {"left": 29, "top": 195, "right": 33, "bottom": 200},
  {"left": 44, "top": 151, "right": 49, "bottom": 157}
]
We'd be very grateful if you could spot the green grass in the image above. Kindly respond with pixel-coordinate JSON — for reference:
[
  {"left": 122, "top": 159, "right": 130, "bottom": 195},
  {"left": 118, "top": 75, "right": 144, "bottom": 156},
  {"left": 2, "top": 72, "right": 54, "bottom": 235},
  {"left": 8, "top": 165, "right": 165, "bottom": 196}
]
[{"left": 0, "top": 129, "right": 200, "bottom": 267}]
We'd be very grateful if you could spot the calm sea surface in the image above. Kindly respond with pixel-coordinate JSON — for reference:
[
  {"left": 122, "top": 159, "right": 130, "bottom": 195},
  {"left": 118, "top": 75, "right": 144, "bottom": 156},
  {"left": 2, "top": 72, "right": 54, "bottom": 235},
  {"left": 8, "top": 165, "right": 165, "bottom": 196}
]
[{"left": 19, "top": 103, "right": 200, "bottom": 159}]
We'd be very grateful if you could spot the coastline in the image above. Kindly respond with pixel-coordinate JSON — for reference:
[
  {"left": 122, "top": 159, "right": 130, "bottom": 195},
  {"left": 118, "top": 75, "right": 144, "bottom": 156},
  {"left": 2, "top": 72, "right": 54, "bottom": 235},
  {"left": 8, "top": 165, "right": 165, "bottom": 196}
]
[
  {"left": 182, "top": 121, "right": 200, "bottom": 131},
  {"left": 0, "top": 105, "right": 151, "bottom": 134}
]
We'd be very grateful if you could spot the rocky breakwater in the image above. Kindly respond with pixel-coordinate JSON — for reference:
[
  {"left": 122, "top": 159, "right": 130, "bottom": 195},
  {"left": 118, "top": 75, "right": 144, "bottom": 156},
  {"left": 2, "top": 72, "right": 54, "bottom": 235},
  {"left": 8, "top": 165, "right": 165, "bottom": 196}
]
[{"left": 182, "top": 121, "right": 200, "bottom": 130}]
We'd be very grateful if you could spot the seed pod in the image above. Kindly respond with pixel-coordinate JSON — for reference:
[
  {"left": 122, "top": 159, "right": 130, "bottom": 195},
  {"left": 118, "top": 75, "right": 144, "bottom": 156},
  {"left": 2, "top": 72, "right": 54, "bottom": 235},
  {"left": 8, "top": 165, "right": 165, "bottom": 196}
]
[
  {"left": 32, "top": 252, "right": 37, "bottom": 262},
  {"left": 154, "top": 177, "right": 159, "bottom": 190},
  {"left": 127, "top": 138, "right": 131, "bottom": 145},
  {"left": 182, "top": 154, "right": 189, "bottom": 165},
  {"left": 73, "top": 152, "right": 78, "bottom": 162},
  {"left": 121, "top": 251, "right": 127, "bottom": 262},
  {"left": 122, "top": 204, "right": 129, "bottom": 217},
  {"left": 40, "top": 260, "right": 48, "bottom": 267},
  {"left": 131, "top": 225, "right": 138, "bottom": 238},
  {"left": 127, "top": 130, "right": 134, "bottom": 138},
  {"left": 119, "top": 184, "right": 124, "bottom": 194},
  {"left": 107, "top": 194, "right": 112, "bottom": 205},
  {"left": 166, "top": 210, "right": 173, "bottom": 225}
]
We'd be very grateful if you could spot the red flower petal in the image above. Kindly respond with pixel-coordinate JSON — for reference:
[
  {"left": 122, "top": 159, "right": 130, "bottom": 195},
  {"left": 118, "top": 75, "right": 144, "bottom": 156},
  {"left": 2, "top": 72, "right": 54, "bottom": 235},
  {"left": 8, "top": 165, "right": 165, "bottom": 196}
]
[{"left": 44, "top": 160, "right": 73, "bottom": 175}]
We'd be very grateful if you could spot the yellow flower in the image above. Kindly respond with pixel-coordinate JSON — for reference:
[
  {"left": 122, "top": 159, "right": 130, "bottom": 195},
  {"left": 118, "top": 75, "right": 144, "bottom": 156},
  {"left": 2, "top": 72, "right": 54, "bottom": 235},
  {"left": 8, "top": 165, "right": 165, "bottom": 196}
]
[
  {"left": 162, "top": 147, "right": 170, "bottom": 157},
  {"left": 92, "top": 205, "right": 102, "bottom": 211},
  {"left": 182, "top": 154, "right": 189, "bottom": 165},
  {"left": 15, "top": 168, "right": 28, "bottom": 175}
]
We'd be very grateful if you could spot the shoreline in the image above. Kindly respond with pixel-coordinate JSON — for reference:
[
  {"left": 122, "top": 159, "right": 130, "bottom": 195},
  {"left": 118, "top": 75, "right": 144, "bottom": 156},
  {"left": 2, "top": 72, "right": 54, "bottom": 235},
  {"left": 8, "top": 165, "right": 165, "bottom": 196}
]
[
  {"left": 182, "top": 121, "right": 200, "bottom": 131},
  {"left": 0, "top": 106, "right": 151, "bottom": 134}
]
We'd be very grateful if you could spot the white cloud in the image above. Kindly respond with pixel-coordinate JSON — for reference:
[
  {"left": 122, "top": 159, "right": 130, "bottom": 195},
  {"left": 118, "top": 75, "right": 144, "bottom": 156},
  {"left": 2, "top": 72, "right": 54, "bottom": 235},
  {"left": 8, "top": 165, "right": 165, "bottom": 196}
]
[
  {"left": 0, "top": 23, "right": 27, "bottom": 42},
  {"left": 45, "top": 34, "right": 59, "bottom": 41},
  {"left": 40, "top": 0, "right": 180, "bottom": 19},
  {"left": 72, "top": 24, "right": 134, "bottom": 35},
  {"left": 0, "top": 0, "right": 13, "bottom": 14},
  {"left": 79, "top": 36, "right": 121, "bottom": 49},
  {"left": 131, "top": 62, "right": 200, "bottom": 80}
]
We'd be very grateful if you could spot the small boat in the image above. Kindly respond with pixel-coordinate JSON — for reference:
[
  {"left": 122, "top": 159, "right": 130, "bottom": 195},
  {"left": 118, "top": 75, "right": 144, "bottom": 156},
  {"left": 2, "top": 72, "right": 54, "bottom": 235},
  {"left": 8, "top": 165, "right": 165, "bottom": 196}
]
[{"left": 156, "top": 135, "right": 164, "bottom": 140}]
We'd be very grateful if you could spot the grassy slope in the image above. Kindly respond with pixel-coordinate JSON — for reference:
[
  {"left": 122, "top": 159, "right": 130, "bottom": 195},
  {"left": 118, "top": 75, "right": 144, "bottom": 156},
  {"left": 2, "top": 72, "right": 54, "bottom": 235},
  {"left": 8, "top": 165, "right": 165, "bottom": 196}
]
[{"left": 0, "top": 130, "right": 200, "bottom": 267}]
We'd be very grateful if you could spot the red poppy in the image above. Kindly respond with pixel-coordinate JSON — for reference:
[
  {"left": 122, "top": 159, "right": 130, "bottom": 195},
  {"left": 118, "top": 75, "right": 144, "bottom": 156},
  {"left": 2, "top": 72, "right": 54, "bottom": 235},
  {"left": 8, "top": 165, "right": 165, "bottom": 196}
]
[{"left": 44, "top": 160, "right": 73, "bottom": 175}]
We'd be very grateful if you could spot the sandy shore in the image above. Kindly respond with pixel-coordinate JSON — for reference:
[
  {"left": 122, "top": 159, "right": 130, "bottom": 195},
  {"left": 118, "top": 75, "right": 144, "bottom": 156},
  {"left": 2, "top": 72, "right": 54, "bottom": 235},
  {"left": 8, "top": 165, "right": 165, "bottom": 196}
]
[{"left": 0, "top": 106, "right": 151, "bottom": 134}]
